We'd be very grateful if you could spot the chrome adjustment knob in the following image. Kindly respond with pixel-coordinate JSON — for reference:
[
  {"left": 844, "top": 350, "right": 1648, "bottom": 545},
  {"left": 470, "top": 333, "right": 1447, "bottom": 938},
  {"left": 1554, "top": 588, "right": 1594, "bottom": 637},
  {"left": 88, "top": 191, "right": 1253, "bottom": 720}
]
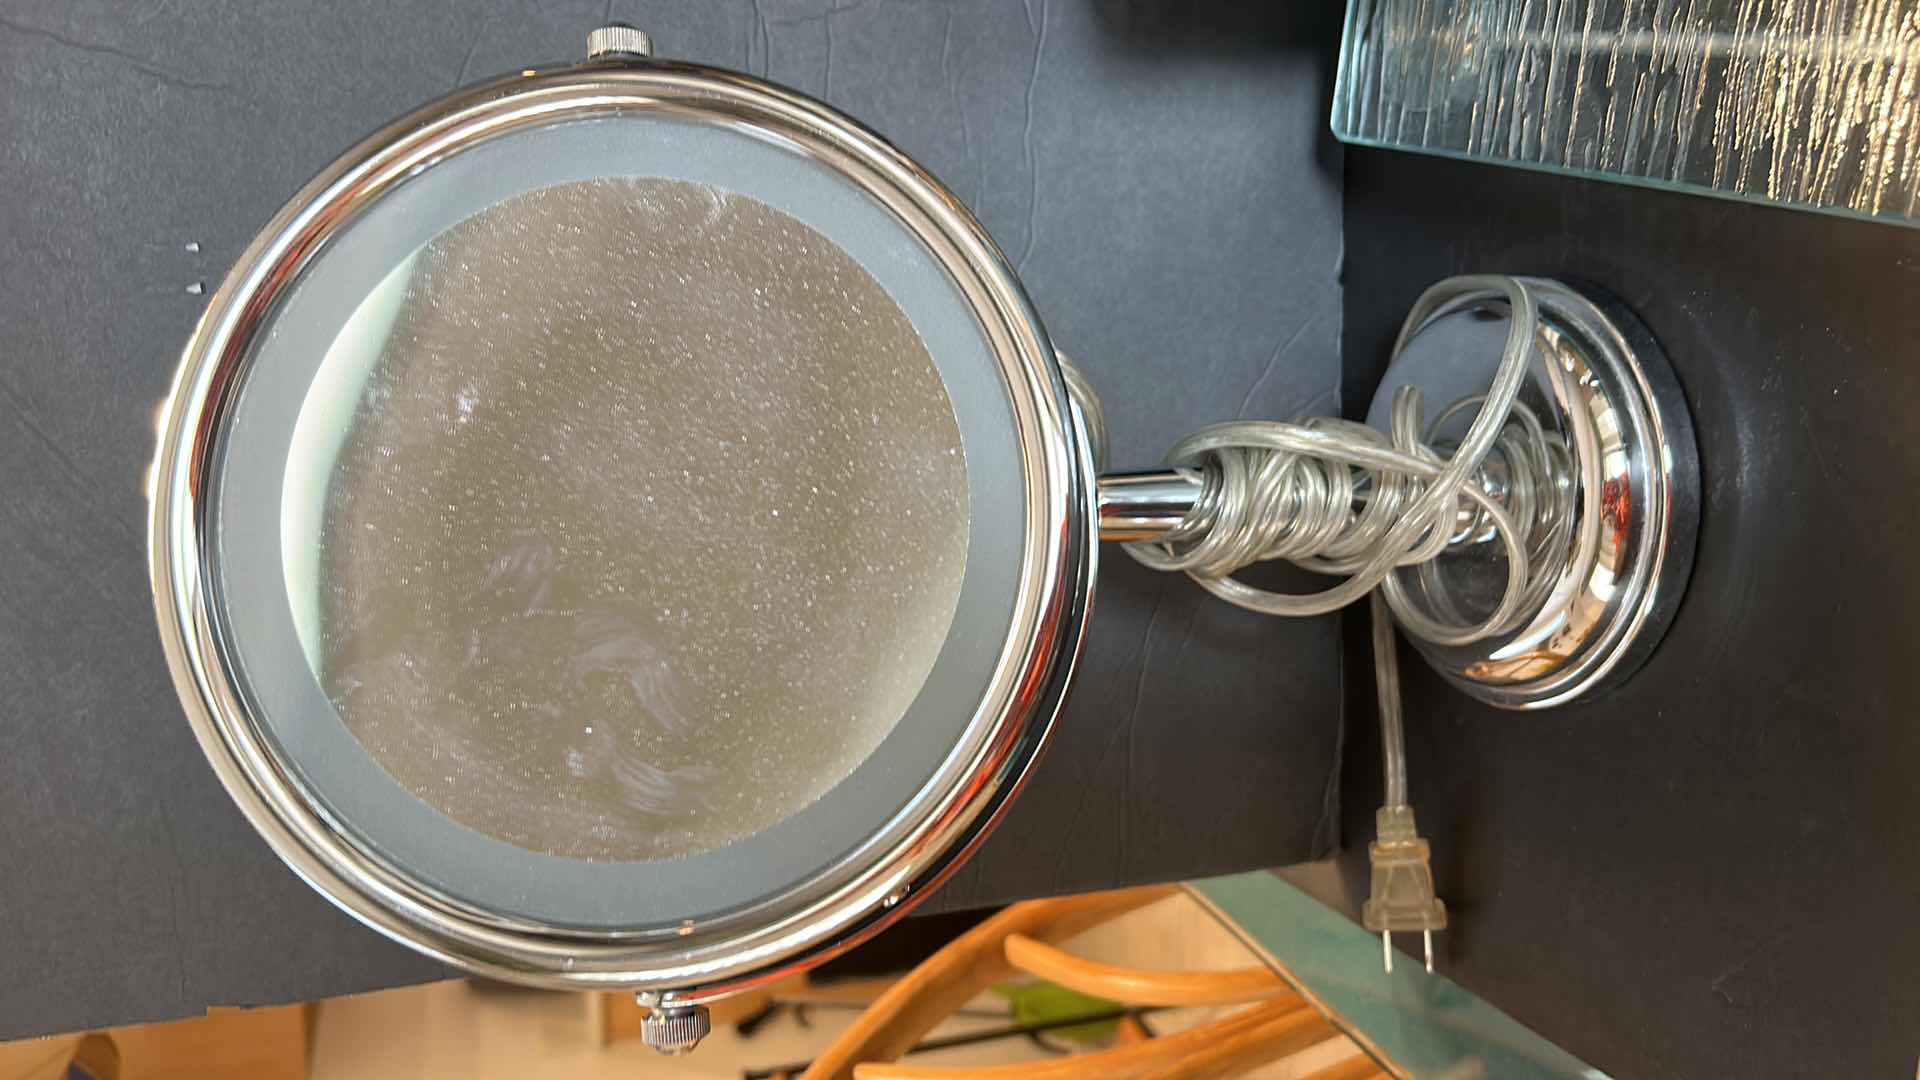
[
  {"left": 640, "top": 1003, "right": 711, "bottom": 1055},
  {"left": 587, "top": 24, "right": 654, "bottom": 60}
]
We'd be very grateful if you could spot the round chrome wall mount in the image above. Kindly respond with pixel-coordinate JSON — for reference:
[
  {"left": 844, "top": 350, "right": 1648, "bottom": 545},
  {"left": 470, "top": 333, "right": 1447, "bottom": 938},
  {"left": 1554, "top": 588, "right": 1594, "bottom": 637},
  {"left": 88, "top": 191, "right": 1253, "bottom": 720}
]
[
  {"left": 1091, "top": 274, "right": 1699, "bottom": 712},
  {"left": 1364, "top": 278, "right": 1699, "bottom": 709}
]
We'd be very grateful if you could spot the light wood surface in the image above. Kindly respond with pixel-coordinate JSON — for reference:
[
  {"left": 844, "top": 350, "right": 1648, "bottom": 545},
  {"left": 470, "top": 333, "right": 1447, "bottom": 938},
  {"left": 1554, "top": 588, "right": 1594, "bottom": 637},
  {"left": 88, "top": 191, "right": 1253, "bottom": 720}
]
[
  {"left": 0, "top": 1035, "right": 81, "bottom": 1080},
  {"left": 106, "top": 1006, "right": 308, "bottom": 1080},
  {"left": 0, "top": 1005, "right": 309, "bottom": 1080}
]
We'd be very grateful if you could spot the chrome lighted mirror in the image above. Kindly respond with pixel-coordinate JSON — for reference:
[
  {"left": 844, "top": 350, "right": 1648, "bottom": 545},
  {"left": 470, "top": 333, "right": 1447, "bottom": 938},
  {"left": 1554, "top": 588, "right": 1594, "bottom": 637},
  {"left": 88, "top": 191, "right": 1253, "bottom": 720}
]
[{"left": 148, "top": 26, "right": 1696, "bottom": 1050}]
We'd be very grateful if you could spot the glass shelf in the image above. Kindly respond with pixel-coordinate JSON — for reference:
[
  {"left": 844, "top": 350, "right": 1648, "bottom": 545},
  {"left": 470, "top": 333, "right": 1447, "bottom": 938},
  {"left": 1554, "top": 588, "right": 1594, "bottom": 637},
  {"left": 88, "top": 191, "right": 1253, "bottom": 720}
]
[{"left": 1335, "top": 0, "right": 1920, "bottom": 228}]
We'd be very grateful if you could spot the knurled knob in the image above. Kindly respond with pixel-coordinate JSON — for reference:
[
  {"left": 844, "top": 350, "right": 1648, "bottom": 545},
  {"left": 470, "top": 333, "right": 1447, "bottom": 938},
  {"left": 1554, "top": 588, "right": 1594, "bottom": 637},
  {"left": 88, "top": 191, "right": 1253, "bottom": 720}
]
[
  {"left": 587, "top": 24, "right": 654, "bottom": 60},
  {"left": 640, "top": 1004, "right": 710, "bottom": 1055}
]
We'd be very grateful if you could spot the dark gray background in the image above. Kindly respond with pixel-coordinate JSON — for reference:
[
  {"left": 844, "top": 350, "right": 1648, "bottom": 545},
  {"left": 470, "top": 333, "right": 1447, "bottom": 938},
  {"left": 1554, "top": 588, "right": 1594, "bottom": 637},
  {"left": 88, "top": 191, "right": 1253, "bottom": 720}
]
[
  {"left": 1340, "top": 148, "right": 1920, "bottom": 1079},
  {"left": 0, "top": 1, "right": 1344, "bottom": 1037}
]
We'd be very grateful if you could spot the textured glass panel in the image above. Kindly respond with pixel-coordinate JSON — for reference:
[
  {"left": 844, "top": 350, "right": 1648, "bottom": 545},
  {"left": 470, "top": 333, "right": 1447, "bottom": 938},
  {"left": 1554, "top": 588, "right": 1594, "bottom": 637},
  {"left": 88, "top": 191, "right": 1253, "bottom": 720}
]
[{"left": 1336, "top": 0, "right": 1920, "bottom": 224}]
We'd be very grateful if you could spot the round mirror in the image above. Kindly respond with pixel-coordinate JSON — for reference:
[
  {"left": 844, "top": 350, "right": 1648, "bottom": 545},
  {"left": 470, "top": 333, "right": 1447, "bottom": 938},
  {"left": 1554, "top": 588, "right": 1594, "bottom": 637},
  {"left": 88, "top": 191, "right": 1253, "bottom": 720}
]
[{"left": 149, "top": 53, "right": 1094, "bottom": 992}]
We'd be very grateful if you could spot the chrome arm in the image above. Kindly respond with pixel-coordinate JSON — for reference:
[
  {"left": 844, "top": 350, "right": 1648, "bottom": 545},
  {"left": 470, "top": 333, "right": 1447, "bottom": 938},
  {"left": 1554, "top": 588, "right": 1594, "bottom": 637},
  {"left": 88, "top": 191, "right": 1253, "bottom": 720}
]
[{"left": 1096, "top": 469, "right": 1202, "bottom": 542}]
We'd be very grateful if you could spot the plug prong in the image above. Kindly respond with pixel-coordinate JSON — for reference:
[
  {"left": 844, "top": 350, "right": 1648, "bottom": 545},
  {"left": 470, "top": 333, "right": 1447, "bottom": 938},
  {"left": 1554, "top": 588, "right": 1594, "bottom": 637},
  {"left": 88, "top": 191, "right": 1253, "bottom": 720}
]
[
  {"left": 1423, "top": 929, "right": 1434, "bottom": 973},
  {"left": 1382, "top": 931, "right": 1393, "bottom": 973}
]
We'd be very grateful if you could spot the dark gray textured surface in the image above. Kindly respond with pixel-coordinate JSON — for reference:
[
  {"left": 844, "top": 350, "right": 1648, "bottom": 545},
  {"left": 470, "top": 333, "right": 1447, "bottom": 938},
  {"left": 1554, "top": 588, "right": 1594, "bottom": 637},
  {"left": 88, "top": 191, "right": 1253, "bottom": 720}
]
[
  {"left": 0, "top": 1, "right": 1343, "bottom": 1037},
  {"left": 1340, "top": 147, "right": 1920, "bottom": 1079}
]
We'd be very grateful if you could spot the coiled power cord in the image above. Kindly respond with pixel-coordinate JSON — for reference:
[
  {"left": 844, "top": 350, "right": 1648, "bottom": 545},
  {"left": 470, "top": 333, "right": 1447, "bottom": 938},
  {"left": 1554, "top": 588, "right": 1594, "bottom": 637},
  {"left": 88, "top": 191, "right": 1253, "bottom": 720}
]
[{"left": 1071, "top": 275, "right": 1580, "bottom": 974}]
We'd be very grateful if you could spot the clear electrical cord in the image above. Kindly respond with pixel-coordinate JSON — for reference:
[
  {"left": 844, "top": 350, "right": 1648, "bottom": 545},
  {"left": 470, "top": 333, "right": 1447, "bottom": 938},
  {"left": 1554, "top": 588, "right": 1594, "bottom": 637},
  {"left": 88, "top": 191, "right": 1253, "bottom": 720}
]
[
  {"left": 1067, "top": 275, "right": 1576, "bottom": 972},
  {"left": 1111, "top": 276, "right": 1572, "bottom": 642}
]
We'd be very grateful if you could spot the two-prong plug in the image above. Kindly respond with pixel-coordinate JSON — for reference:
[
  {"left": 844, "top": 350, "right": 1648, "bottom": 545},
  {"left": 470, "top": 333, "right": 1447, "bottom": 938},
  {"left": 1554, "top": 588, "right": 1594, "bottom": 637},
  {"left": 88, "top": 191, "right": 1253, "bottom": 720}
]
[{"left": 1360, "top": 804, "right": 1447, "bottom": 974}]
